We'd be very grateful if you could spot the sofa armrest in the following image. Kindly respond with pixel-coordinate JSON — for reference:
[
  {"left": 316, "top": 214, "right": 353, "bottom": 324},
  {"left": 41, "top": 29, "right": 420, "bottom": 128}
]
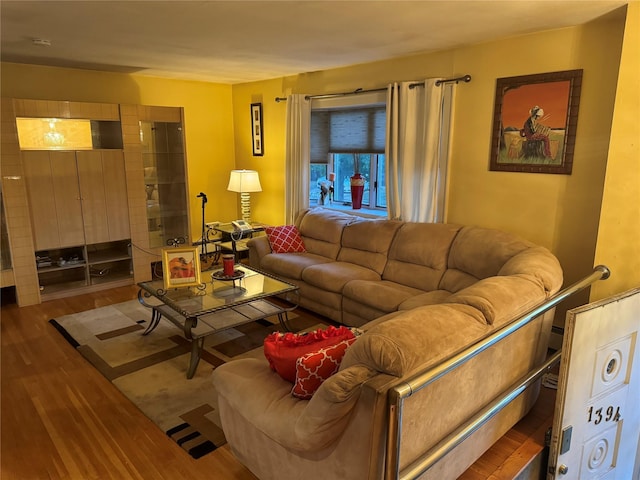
[
  {"left": 248, "top": 235, "right": 272, "bottom": 268},
  {"left": 212, "top": 357, "right": 379, "bottom": 451}
]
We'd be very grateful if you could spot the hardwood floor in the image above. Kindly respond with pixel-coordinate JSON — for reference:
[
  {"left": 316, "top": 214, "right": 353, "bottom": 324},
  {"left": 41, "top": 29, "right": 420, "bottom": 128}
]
[
  {"left": 1, "top": 286, "right": 256, "bottom": 480},
  {"left": 1, "top": 286, "right": 555, "bottom": 480}
]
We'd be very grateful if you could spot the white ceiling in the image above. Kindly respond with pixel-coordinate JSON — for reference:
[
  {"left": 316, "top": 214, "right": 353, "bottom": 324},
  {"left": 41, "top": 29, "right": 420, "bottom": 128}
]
[{"left": 0, "top": 0, "right": 627, "bottom": 85}]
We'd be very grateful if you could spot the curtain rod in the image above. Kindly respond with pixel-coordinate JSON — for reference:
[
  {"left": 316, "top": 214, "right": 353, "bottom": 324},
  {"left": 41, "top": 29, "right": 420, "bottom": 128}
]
[
  {"left": 274, "top": 74, "right": 471, "bottom": 102},
  {"left": 275, "top": 86, "right": 386, "bottom": 103},
  {"left": 409, "top": 74, "right": 472, "bottom": 89}
]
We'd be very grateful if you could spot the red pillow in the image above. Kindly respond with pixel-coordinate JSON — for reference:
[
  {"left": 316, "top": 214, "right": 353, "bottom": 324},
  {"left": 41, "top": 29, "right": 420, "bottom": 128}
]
[
  {"left": 263, "top": 326, "right": 355, "bottom": 383},
  {"left": 265, "top": 225, "right": 306, "bottom": 254},
  {"left": 292, "top": 337, "right": 356, "bottom": 399}
]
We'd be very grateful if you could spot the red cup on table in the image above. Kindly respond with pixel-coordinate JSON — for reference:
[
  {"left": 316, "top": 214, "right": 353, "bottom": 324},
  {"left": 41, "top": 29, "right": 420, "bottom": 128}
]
[{"left": 222, "top": 254, "right": 235, "bottom": 276}]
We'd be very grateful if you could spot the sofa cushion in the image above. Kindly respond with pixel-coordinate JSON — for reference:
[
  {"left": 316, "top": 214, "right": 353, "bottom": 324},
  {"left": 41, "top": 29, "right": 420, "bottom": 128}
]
[
  {"left": 337, "top": 219, "right": 403, "bottom": 275},
  {"left": 343, "top": 280, "right": 424, "bottom": 313},
  {"left": 398, "top": 289, "right": 453, "bottom": 310},
  {"left": 498, "top": 246, "right": 563, "bottom": 294},
  {"left": 446, "top": 274, "right": 547, "bottom": 326},
  {"left": 302, "top": 261, "right": 381, "bottom": 293},
  {"left": 297, "top": 208, "right": 356, "bottom": 259},
  {"left": 340, "top": 304, "right": 488, "bottom": 377},
  {"left": 440, "top": 226, "right": 532, "bottom": 292},
  {"left": 261, "top": 252, "right": 332, "bottom": 280},
  {"left": 292, "top": 337, "right": 357, "bottom": 399},
  {"left": 212, "top": 357, "right": 378, "bottom": 451},
  {"left": 383, "top": 223, "right": 461, "bottom": 291},
  {"left": 264, "top": 326, "right": 355, "bottom": 382},
  {"left": 265, "top": 225, "right": 306, "bottom": 253}
]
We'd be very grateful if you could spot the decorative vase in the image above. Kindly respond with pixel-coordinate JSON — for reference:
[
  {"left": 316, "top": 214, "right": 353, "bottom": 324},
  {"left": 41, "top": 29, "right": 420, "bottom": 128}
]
[{"left": 350, "top": 173, "right": 365, "bottom": 210}]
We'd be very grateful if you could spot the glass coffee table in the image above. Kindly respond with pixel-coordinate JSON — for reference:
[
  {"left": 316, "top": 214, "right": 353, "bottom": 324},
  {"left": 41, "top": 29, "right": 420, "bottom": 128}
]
[{"left": 138, "top": 264, "right": 298, "bottom": 378}]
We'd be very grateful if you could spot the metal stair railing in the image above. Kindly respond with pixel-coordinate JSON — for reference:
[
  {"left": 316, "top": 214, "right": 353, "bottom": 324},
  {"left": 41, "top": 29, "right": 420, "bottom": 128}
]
[{"left": 385, "top": 265, "right": 611, "bottom": 480}]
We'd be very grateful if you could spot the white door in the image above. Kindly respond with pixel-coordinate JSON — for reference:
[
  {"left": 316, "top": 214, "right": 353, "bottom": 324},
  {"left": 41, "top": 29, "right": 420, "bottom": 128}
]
[{"left": 548, "top": 287, "right": 640, "bottom": 479}]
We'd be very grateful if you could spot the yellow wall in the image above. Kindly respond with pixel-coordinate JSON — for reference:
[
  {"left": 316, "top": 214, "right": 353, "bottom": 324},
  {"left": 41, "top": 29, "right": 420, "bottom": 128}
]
[
  {"left": 231, "top": 11, "right": 628, "bottom": 320},
  {"left": 0, "top": 63, "right": 236, "bottom": 242},
  {"left": 231, "top": 78, "right": 289, "bottom": 226},
  {"left": 592, "top": 2, "right": 640, "bottom": 301},
  {"left": 2, "top": 6, "right": 637, "bottom": 310},
  {"left": 448, "top": 13, "right": 626, "bottom": 315}
]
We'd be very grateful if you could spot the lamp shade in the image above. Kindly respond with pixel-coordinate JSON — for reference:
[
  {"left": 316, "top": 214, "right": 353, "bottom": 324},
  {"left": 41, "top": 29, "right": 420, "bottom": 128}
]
[{"left": 227, "top": 170, "right": 262, "bottom": 193}]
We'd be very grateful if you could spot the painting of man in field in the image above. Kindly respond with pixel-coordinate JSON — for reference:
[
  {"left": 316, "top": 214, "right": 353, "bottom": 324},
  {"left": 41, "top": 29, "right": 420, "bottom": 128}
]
[{"left": 490, "top": 70, "right": 582, "bottom": 174}]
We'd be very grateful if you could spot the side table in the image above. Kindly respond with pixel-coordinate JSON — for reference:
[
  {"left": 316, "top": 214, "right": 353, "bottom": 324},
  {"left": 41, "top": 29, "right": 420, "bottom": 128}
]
[{"left": 215, "top": 222, "right": 266, "bottom": 261}]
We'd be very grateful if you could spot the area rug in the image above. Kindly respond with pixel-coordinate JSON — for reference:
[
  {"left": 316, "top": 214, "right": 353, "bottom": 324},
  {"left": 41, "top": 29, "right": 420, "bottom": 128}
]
[{"left": 49, "top": 299, "right": 325, "bottom": 459}]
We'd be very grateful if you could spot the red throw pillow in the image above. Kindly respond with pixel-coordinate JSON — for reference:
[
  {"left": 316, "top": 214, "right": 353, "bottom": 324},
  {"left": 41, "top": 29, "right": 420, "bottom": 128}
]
[
  {"left": 292, "top": 337, "right": 356, "bottom": 399},
  {"left": 263, "top": 326, "right": 355, "bottom": 383},
  {"left": 265, "top": 225, "right": 306, "bottom": 254}
]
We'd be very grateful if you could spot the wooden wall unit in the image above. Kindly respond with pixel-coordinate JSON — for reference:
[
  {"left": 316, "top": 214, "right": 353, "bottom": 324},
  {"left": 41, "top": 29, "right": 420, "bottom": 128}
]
[
  {"left": 0, "top": 98, "right": 40, "bottom": 305},
  {"left": 2, "top": 98, "right": 187, "bottom": 305}
]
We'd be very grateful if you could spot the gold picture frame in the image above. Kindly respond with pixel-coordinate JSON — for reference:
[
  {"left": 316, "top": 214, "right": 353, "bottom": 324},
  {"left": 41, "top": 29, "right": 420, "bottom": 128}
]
[{"left": 161, "top": 247, "right": 202, "bottom": 289}]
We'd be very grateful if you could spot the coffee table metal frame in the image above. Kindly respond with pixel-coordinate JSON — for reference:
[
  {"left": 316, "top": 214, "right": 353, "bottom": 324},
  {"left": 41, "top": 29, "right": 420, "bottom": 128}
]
[{"left": 137, "top": 264, "right": 298, "bottom": 378}]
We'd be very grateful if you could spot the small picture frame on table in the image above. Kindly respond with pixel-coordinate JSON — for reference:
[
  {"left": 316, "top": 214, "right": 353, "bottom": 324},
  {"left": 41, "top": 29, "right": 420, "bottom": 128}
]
[
  {"left": 251, "top": 102, "right": 264, "bottom": 156},
  {"left": 162, "top": 246, "right": 202, "bottom": 290}
]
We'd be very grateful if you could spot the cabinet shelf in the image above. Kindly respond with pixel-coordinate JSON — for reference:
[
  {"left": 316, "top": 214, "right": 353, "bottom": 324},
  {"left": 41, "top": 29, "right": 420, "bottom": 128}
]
[
  {"left": 40, "top": 279, "right": 89, "bottom": 295},
  {"left": 88, "top": 249, "right": 131, "bottom": 265},
  {"left": 36, "top": 262, "right": 86, "bottom": 273},
  {"left": 35, "top": 240, "right": 132, "bottom": 296},
  {"left": 90, "top": 269, "right": 133, "bottom": 285}
]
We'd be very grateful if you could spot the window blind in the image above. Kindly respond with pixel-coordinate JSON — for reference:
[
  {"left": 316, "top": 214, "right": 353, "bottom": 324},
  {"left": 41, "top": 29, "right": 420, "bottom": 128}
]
[{"left": 310, "top": 106, "right": 386, "bottom": 162}]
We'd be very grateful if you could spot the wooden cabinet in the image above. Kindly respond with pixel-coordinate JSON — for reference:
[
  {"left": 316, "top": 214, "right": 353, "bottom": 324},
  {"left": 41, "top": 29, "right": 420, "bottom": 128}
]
[
  {"left": 22, "top": 151, "right": 84, "bottom": 250},
  {"left": 76, "top": 150, "right": 130, "bottom": 244},
  {"left": 24, "top": 150, "right": 130, "bottom": 250},
  {"left": 23, "top": 149, "right": 132, "bottom": 299}
]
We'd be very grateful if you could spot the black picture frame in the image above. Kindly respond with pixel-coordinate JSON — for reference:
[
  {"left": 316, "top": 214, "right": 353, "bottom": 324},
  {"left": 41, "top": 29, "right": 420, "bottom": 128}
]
[
  {"left": 251, "top": 103, "right": 264, "bottom": 156},
  {"left": 489, "top": 69, "right": 583, "bottom": 174}
]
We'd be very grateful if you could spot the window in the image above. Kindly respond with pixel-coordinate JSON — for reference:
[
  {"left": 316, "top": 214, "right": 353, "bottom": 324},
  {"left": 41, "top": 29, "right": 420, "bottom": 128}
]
[
  {"left": 330, "top": 153, "right": 386, "bottom": 208},
  {"left": 309, "top": 93, "right": 386, "bottom": 214}
]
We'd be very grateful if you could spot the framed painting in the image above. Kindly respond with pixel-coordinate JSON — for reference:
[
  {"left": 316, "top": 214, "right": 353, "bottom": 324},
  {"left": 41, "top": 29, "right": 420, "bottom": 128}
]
[
  {"left": 251, "top": 102, "right": 264, "bottom": 156},
  {"left": 161, "top": 246, "right": 202, "bottom": 289},
  {"left": 489, "top": 69, "right": 583, "bottom": 174}
]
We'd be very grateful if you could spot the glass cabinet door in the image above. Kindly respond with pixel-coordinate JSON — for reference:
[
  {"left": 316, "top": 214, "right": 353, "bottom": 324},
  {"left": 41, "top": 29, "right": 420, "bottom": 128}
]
[{"left": 140, "top": 121, "right": 189, "bottom": 248}]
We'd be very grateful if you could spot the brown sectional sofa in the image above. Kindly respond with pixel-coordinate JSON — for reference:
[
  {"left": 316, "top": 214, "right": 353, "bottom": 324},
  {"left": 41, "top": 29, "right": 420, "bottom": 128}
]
[
  {"left": 212, "top": 207, "right": 563, "bottom": 480},
  {"left": 247, "top": 208, "right": 561, "bottom": 327}
]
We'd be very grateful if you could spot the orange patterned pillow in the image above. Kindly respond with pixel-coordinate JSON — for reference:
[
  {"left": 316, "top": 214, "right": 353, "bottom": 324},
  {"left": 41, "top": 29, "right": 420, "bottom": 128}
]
[{"left": 291, "top": 337, "right": 357, "bottom": 399}]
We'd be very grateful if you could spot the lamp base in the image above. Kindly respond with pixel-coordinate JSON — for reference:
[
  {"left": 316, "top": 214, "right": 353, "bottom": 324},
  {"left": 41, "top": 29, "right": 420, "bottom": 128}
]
[{"left": 240, "top": 192, "right": 251, "bottom": 223}]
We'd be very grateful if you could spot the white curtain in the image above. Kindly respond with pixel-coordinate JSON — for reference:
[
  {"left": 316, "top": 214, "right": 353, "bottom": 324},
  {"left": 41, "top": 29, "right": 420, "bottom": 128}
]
[
  {"left": 284, "top": 94, "right": 311, "bottom": 224},
  {"left": 386, "top": 79, "right": 453, "bottom": 222}
]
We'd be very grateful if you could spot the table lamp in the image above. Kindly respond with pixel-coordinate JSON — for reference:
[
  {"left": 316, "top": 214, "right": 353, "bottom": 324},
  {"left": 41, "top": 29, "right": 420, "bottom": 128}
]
[{"left": 227, "top": 169, "right": 262, "bottom": 223}]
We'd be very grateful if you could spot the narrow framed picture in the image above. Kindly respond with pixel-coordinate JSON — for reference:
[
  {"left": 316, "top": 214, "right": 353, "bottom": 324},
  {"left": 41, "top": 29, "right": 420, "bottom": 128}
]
[
  {"left": 489, "top": 69, "right": 583, "bottom": 174},
  {"left": 161, "top": 246, "right": 202, "bottom": 289},
  {"left": 251, "top": 102, "right": 264, "bottom": 156}
]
